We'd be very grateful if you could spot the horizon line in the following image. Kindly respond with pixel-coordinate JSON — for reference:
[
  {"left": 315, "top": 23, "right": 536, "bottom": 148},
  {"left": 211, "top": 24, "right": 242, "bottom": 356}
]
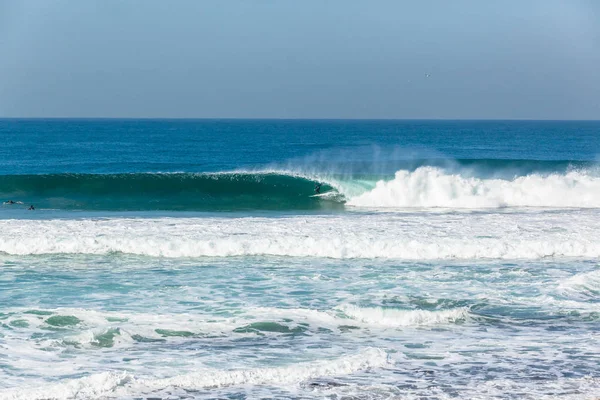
[{"left": 1, "top": 117, "right": 600, "bottom": 122}]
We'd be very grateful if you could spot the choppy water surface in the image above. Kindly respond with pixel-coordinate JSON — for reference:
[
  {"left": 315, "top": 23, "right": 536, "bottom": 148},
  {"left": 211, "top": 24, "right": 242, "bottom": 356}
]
[{"left": 1, "top": 119, "right": 599, "bottom": 399}]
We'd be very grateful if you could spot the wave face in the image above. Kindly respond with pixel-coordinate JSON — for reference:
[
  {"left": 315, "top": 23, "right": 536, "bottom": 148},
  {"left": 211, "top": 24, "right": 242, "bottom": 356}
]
[
  {"left": 0, "top": 172, "right": 337, "bottom": 211},
  {"left": 1, "top": 161, "right": 600, "bottom": 211}
]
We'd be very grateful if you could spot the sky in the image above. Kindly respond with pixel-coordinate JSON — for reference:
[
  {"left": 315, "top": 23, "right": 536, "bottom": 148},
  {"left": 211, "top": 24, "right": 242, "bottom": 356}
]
[{"left": 0, "top": 0, "right": 599, "bottom": 119}]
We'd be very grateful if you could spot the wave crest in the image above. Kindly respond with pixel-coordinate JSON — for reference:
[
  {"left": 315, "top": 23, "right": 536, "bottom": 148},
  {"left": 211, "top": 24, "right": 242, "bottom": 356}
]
[
  {"left": 0, "top": 348, "right": 388, "bottom": 400},
  {"left": 557, "top": 270, "right": 600, "bottom": 300},
  {"left": 337, "top": 305, "right": 470, "bottom": 327}
]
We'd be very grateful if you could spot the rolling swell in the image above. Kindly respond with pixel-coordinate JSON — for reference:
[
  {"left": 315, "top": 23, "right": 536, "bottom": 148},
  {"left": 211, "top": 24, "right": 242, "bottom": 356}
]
[{"left": 0, "top": 172, "right": 339, "bottom": 211}]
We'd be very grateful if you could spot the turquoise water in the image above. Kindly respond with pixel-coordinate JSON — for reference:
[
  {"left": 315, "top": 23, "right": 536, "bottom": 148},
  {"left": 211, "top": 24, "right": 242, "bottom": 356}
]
[{"left": 1, "top": 119, "right": 599, "bottom": 399}]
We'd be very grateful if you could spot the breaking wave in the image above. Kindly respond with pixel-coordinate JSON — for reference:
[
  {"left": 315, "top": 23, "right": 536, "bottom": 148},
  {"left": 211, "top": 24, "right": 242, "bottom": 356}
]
[
  {"left": 1, "top": 160, "right": 600, "bottom": 211},
  {"left": 347, "top": 167, "right": 600, "bottom": 209},
  {"left": 0, "top": 348, "right": 388, "bottom": 400},
  {"left": 557, "top": 270, "right": 600, "bottom": 301}
]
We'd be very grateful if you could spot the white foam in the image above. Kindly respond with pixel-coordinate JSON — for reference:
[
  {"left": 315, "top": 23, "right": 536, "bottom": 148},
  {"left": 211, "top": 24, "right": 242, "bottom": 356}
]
[
  {"left": 0, "top": 348, "right": 387, "bottom": 400},
  {"left": 472, "top": 376, "right": 600, "bottom": 400},
  {"left": 557, "top": 269, "right": 600, "bottom": 300},
  {"left": 337, "top": 305, "right": 469, "bottom": 327},
  {"left": 132, "top": 347, "right": 387, "bottom": 392},
  {"left": 0, "top": 371, "right": 131, "bottom": 400},
  {"left": 347, "top": 167, "right": 600, "bottom": 208},
  {"left": 1, "top": 210, "right": 599, "bottom": 260}
]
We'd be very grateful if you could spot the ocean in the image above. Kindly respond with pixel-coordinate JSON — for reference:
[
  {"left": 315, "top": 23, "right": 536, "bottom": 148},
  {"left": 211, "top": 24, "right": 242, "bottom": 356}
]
[{"left": 0, "top": 119, "right": 599, "bottom": 399}]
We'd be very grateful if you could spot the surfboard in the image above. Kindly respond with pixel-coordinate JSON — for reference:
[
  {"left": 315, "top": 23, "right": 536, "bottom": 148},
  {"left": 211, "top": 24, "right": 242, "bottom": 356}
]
[{"left": 310, "top": 191, "right": 345, "bottom": 203}]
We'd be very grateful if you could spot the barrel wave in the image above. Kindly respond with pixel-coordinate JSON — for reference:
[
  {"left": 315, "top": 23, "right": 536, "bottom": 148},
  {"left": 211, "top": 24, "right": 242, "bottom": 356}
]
[
  {"left": 1, "top": 159, "right": 600, "bottom": 211},
  {"left": 0, "top": 172, "right": 338, "bottom": 211}
]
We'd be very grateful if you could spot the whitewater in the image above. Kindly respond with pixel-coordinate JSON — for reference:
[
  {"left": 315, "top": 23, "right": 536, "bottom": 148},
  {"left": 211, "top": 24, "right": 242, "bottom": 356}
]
[
  {"left": 344, "top": 167, "right": 600, "bottom": 208},
  {"left": 1, "top": 209, "right": 600, "bottom": 259},
  {"left": 2, "top": 119, "right": 600, "bottom": 400}
]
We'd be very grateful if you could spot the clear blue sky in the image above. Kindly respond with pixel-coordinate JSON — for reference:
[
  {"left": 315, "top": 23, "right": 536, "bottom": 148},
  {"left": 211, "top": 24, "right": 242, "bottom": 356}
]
[{"left": 0, "top": 0, "right": 598, "bottom": 119}]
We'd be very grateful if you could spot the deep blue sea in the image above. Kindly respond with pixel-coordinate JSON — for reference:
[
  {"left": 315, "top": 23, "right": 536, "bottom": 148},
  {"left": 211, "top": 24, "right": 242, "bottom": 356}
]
[{"left": 1, "top": 119, "right": 599, "bottom": 399}]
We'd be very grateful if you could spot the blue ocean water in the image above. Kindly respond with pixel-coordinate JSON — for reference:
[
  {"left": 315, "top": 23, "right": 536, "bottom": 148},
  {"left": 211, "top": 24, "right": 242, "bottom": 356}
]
[{"left": 1, "top": 119, "right": 599, "bottom": 399}]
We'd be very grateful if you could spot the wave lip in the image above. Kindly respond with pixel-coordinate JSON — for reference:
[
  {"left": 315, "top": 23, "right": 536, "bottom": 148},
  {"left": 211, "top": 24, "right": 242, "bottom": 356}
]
[
  {"left": 337, "top": 305, "right": 470, "bottom": 327},
  {"left": 0, "top": 348, "right": 388, "bottom": 400},
  {"left": 347, "top": 167, "right": 600, "bottom": 209}
]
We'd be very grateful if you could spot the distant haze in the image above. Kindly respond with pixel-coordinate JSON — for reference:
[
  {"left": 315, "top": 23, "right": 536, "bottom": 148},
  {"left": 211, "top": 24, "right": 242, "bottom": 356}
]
[{"left": 0, "top": 0, "right": 599, "bottom": 119}]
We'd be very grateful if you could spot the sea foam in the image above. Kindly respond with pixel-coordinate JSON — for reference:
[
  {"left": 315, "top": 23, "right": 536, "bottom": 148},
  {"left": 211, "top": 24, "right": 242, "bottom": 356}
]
[
  {"left": 0, "top": 348, "right": 387, "bottom": 400},
  {"left": 337, "top": 305, "right": 470, "bottom": 327},
  {"left": 346, "top": 167, "right": 600, "bottom": 208},
  {"left": 557, "top": 269, "right": 600, "bottom": 300},
  {"left": 1, "top": 210, "right": 599, "bottom": 260}
]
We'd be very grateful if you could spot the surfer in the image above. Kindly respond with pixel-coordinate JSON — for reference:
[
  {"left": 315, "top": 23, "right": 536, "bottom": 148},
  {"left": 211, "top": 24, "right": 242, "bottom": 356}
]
[
  {"left": 314, "top": 183, "right": 321, "bottom": 194},
  {"left": 4, "top": 200, "right": 15, "bottom": 205},
  {"left": 28, "top": 205, "right": 35, "bottom": 210}
]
